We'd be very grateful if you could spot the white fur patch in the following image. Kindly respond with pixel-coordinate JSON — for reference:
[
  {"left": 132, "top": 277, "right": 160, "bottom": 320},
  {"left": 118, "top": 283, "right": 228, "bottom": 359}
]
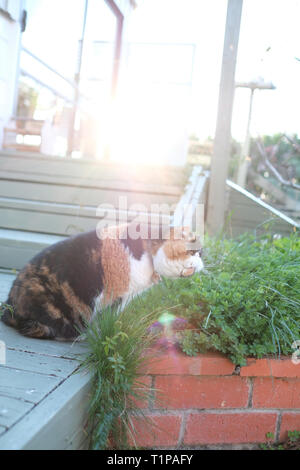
[
  {"left": 92, "top": 292, "right": 104, "bottom": 319},
  {"left": 153, "top": 246, "right": 204, "bottom": 278},
  {"left": 127, "top": 252, "right": 154, "bottom": 297},
  {"left": 92, "top": 251, "right": 155, "bottom": 316}
]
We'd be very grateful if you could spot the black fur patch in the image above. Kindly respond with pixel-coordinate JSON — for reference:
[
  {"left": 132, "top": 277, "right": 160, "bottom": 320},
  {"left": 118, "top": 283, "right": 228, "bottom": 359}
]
[
  {"left": 2, "top": 230, "right": 104, "bottom": 340},
  {"left": 120, "top": 225, "right": 145, "bottom": 260},
  {"left": 120, "top": 223, "right": 166, "bottom": 260},
  {"left": 32, "top": 231, "right": 104, "bottom": 307}
]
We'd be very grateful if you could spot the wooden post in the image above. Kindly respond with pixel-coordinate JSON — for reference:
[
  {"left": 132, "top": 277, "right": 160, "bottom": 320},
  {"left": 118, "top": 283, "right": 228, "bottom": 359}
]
[{"left": 206, "top": 0, "right": 243, "bottom": 234}]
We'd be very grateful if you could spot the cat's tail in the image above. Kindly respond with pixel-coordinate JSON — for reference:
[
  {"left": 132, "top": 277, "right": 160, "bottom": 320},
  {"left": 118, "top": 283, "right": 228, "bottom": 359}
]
[
  {"left": 1, "top": 300, "right": 80, "bottom": 341},
  {"left": 1, "top": 305, "right": 56, "bottom": 340},
  {"left": 1, "top": 300, "right": 51, "bottom": 339}
]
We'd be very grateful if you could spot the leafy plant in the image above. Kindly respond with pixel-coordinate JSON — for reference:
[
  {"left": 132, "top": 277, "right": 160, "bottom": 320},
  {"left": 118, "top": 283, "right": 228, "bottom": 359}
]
[
  {"left": 79, "top": 302, "right": 160, "bottom": 450},
  {"left": 177, "top": 329, "right": 211, "bottom": 357},
  {"left": 123, "top": 232, "right": 300, "bottom": 366},
  {"left": 260, "top": 430, "right": 300, "bottom": 450},
  {"left": 246, "top": 134, "right": 300, "bottom": 214},
  {"left": 250, "top": 133, "right": 300, "bottom": 187}
]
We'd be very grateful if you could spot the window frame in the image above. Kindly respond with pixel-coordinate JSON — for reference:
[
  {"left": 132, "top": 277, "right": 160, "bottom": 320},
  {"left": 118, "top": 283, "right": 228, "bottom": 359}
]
[{"left": 104, "top": 0, "right": 124, "bottom": 99}]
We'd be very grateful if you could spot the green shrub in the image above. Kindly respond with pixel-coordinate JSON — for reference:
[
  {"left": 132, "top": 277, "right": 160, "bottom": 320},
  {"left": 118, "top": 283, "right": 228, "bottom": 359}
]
[{"left": 125, "top": 232, "right": 300, "bottom": 366}]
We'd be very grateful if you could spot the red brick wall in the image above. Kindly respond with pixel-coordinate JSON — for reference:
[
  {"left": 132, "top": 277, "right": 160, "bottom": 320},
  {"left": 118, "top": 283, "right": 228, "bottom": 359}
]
[{"left": 133, "top": 351, "right": 300, "bottom": 448}]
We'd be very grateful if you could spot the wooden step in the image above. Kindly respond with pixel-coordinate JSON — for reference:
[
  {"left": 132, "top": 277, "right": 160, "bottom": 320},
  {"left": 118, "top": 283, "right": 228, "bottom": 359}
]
[
  {"left": 4, "top": 128, "right": 42, "bottom": 136},
  {"left": 2, "top": 144, "right": 41, "bottom": 153},
  {"left": 0, "top": 228, "right": 65, "bottom": 270}
]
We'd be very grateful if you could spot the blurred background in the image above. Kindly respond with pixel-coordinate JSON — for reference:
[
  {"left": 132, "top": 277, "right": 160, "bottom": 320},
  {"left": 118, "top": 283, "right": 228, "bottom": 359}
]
[{"left": 0, "top": 0, "right": 299, "bottom": 222}]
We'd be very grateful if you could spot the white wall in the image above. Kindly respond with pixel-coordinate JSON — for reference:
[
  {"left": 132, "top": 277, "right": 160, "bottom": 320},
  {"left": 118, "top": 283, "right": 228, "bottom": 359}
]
[{"left": 0, "top": 2, "right": 22, "bottom": 148}]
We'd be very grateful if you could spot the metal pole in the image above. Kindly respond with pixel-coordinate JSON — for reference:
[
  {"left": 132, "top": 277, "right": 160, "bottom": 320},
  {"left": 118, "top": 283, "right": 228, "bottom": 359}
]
[
  {"left": 67, "top": 0, "right": 89, "bottom": 157},
  {"left": 235, "top": 79, "right": 275, "bottom": 187},
  {"left": 206, "top": 0, "right": 243, "bottom": 235},
  {"left": 236, "top": 87, "right": 254, "bottom": 187},
  {"left": 103, "top": 0, "right": 124, "bottom": 160}
]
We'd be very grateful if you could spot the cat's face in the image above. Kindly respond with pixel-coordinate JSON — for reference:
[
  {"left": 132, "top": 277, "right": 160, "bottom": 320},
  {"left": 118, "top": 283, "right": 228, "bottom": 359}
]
[{"left": 152, "top": 227, "right": 204, "bottom": 279}]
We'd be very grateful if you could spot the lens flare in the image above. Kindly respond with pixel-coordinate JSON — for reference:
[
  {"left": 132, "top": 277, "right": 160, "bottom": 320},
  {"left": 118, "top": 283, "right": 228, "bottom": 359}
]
[
  {"left": 149, "top": 313, "right": 189, "bottom": 353},
  {"left": 158, "top": 312, "right": 176, "bottom": 326}
]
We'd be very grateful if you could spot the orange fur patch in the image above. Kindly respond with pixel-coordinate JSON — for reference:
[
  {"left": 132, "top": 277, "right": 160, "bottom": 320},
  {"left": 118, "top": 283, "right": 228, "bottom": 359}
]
[
  {"left": 162, "top": 239, "right": 190, "bottom": 261},
  {"left": 45, "top": 302, "right": 63, "bottom": 320},
  {"left": 60, "top": 281, "right": 92, "bottom": 321},
  {"left": 150, "top": 239, "right": 164, "bottom": 256},
  {"left": 100, "top": 236, "right": 130, "bottom": 306}
]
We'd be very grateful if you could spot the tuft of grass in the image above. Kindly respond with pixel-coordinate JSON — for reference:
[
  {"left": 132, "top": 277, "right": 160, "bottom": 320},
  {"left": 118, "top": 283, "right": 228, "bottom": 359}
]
[
  {"left": 0, "top": 302, "right": 14, "bottom": 319},
  {"left": 79, "top": 302, "right": 160, "bottom": 450}
]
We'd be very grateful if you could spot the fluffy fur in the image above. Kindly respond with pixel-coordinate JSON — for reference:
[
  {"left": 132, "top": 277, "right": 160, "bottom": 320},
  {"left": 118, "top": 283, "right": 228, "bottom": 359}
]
[{"left": 1, "top": 224, "right": 204, "bottom": 341}]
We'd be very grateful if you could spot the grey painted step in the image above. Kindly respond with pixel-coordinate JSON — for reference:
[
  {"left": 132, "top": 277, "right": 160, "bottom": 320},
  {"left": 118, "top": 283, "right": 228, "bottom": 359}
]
[
  {"left": 0, "top": 270, "right": 16, "bottom": 302},
  {"left": 0, "top": 395, "right": 33, "bottom": 430},
  {"left": 0, "top": 197, "right": 171, "bottom": 237},
  {"left": 4, "top": 349, "right": 79, "bottom": 378},
  {"left": 0, "top": 205, "right": 100, "bottom": 237},
  {"left": 0, "top": 179, "right": 178, "bottom": 210},
  {"left": 0, "top": 367, "right": 61, "bottom": 404},
  {"left": 0, "top": 151, "right": 186, "bottom": 186},
  {"left": 0, "top": 322, "right": 88, "bottom": 359},
  {"left": 0, "top": 320, "right": 91, "bottom": 449},
  {"left": 0, "top": 169, "right": 182, "bottom": 196},
  {"left": 0, "top": 370, "right": 92, "bottom": 450},
  {"left": 0, "top": 229, "right": 65, "bottom": 270}
]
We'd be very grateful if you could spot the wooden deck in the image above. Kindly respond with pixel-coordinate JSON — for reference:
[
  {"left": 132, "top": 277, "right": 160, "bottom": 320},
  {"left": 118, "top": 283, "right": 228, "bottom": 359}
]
[{"left": 0, "top": 270, "right": 92, "bottom": 450}]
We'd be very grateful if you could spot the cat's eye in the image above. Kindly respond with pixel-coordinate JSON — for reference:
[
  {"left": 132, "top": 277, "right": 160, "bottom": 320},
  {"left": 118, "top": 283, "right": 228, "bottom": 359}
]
[{"left": 189, "top": 249, "right": 203, "bottom": 257}]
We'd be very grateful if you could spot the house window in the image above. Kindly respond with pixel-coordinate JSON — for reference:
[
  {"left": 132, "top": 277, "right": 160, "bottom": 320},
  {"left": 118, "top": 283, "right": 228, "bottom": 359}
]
[{"left": 8, "top": 0, "right": 124, "bottom": 158}]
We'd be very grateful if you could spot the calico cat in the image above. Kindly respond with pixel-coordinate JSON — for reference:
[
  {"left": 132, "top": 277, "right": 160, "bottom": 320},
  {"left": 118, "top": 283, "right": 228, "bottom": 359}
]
[{"left": 1, "top": 224, "right": 203, "bottom": 341}]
